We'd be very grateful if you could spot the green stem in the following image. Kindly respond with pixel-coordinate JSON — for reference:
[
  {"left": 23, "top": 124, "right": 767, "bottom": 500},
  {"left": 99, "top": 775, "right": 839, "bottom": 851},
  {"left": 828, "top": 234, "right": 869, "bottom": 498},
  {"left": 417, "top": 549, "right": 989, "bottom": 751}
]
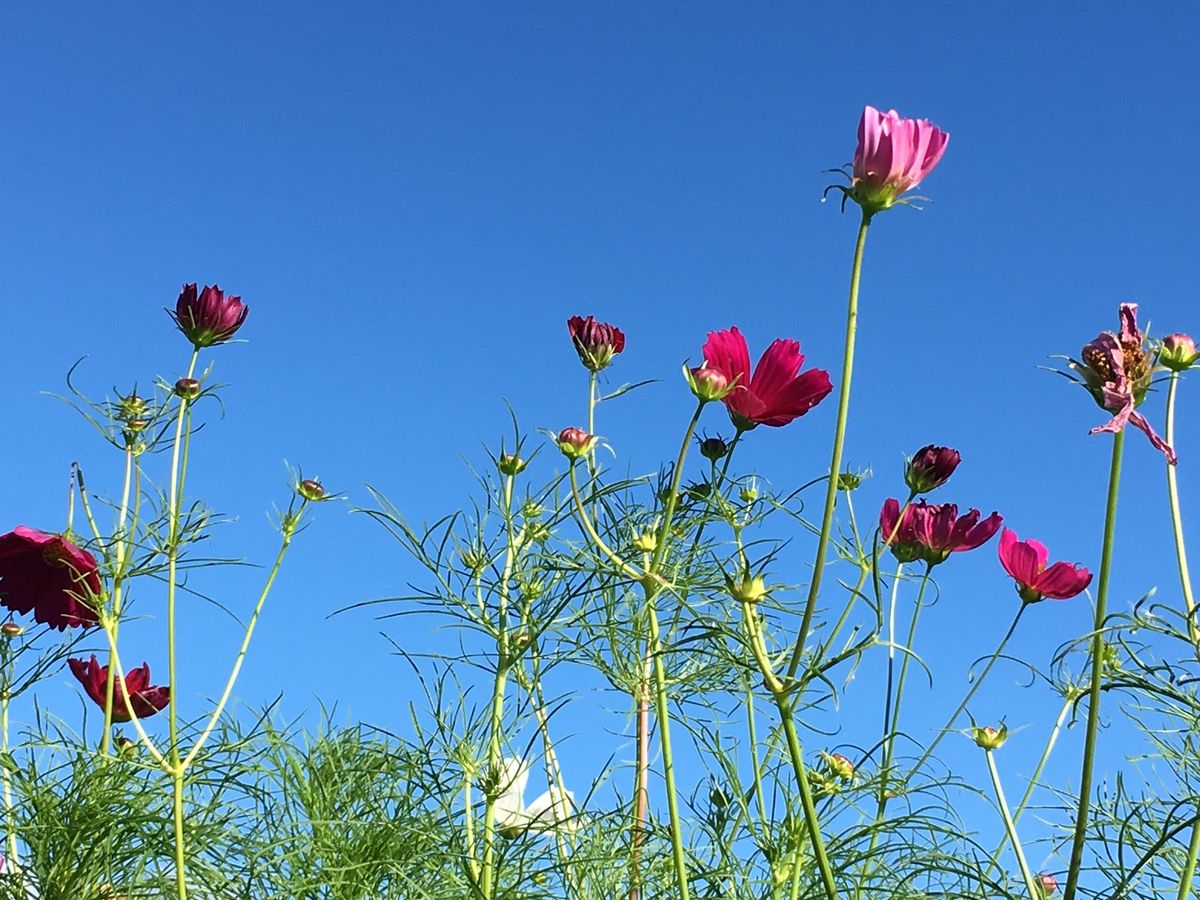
[
  {"left": 2, "top": 650, "right": 16, "bottom": 868},
  {"left": 1063, "top": 428, "right": 1125, "bottom": 900},
  {"left": 101, "top": 447, "right": 136, "bottom": 756},
  {"left": 587, "top": 371, "right": 598, "bottom": 479},
  {"left": 786, "top": 212, "right": 871, "bottom": 681},
  {"left": 912, "top": 605, "right": 1026, "bottom": 775},
  {"left": 879, "top": 567, "right": 932, "bottom": 804},
  {"left": 777, "top": 703, "right": 840, "bottom": 900},
  {"left": 172, "top": 769, "right": 187, "bottom": 899},
  {"left": 985, "top": 749, "right": 1042, "bottom": 900},
  {"left": 1178, "top": 815, "right": 1200, "bottom": 900}
]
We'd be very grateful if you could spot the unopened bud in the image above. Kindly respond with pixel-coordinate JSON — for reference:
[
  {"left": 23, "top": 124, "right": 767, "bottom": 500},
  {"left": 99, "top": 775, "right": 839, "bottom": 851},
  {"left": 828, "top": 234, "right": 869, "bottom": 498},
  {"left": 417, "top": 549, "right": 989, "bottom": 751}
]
[
  {"left": 904, "top": 445, "right": 961, "bottom": 494},
  {"left": 739, "top": 481, "right": 759, "bottom": 503},
  {"left": 1, "top": 622, "right": 22, "bottom": 638},
  {"left": 632, "top": 531, "right": 658, "bottom": 554},
  {"left": 837, "top": 470, "right": 864, "bottom": 491},
  {"left": 174, "top": 378, "right": 202, "bottom": 400},
  {"left": 824, "top": 752, "right": 855, "bottom": 781},
  {"left": 298, "top": 479, "right": 326, "bottom": 502},
  {"left": 699, "top": 436, "right": 729, "bottom": 462},
  {"left": 556, "top": 427, "right": 597, "bottom": 461},
  {"left": 972, "top": 724, "right": 1008, "bottom": 751},
  {"left": 115, "top": 736, "right": 137, "bottom": 755},
  {"left": 117, "top": 392, "right": 149, "bottom": 422},
  {"left": 497, "top": 453, "right": 527, "bottom": 476},
  {"left": 511, "top": 631, "right": 532, "bottom": 650},
  {"left": 1160, "top": 333, "right": 1199, "bottom": 372},
  {"left": 685, "top": 365, "right": 735, "bottom": 403},
  {"left": 726, "top": 572, "right": 768, "bottom": 604},
  {"left": 1036, "top": 872, "right": 1058, "bottom": 897}
]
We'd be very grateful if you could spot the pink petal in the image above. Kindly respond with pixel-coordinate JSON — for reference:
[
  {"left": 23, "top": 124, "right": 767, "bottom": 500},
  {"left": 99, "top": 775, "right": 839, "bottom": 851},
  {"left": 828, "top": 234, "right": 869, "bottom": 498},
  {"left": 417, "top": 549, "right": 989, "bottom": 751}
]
[{"left": 702, "top": 327, "right": 751, "bottom": 386}]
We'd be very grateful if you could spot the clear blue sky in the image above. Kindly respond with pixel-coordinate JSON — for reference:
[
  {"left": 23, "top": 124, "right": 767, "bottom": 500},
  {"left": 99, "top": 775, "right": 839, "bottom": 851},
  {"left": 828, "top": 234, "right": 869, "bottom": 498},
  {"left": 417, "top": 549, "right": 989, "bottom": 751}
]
[{"left": 2, "top": 0, "right": 1198, "bottom": 867}]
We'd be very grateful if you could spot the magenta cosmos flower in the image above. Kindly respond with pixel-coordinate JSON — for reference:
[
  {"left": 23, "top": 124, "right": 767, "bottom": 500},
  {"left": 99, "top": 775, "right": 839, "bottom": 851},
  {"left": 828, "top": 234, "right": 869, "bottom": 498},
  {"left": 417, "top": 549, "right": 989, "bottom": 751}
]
[
  {"left": 700, "top": 327, "right": 832, "bottom": 430},
  {"left": 567, "top": 315, "right": 625, "bottom": 372},
  {"left": 0, "top": 527, "right": 101, "bottom": 630},
  {"left": 69, "top": 655, "right": 170, "bottom": 722},
  {"left": 1069, "top": 303, "right": 1175, "bottom": 464},
  {"left": 997, "top": 529, "right": 1092, "bottom": 604},
  {"left": 851, "top": 105, "right": 949, "bottom": 214},
  {"left": 904, "top": 444, "right": 961, "bottom": 495},
  {"left": 173, "top": 283, "right": 248, "bottom": 349},
  {"left": 880, "top": 498, "right": 1002, "bottom": 566}
]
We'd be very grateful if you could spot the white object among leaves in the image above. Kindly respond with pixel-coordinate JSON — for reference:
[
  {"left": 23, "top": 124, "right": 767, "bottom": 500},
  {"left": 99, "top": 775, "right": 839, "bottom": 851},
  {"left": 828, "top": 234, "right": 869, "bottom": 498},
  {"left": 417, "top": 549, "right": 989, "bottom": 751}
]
[{"left": 493, "top": 757, "right": 575, "bottom": 836}]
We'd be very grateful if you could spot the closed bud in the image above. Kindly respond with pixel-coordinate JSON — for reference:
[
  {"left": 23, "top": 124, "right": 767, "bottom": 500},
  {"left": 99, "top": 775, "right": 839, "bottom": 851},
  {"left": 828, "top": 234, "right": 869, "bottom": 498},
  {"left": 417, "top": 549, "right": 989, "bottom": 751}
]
[
  {"left": 972, "top": 724, "right": 1008, "bottom": 751},
  {"left": 1036, "top": 872, "right": 1058, "bottom": 897},
  {"left": 497, "top": 453, "right": 527, "bottom": 476},
  {"left": 298, "top": 479, "right": 326, "bottom": 502},
  {"left": 740, "top": 480, "right": 759, "bottom": 503},
  {"left": 685, "top": 365, "right": 735, "bottom": 403},
  {"left": 632, "top": 531, "right": 658, "bottom": 554},
  {"left": 699, "top": 435, "right": 729, "bottom": 461},
  {"left": 174, "top": 378, "right": 202, "bottom": 400},
  {"left": 904, "top": 445, "right": 961, "bottom": 495},
  {"left": 824, "top": 751, "right": 855, "bottom": 781},
  {"left": 1160, "top": 333, "right": 1199, "bottom": 372},
  {"left": 1, "top": 622, "right": 22, "bottom": 638},
  {"left": 556, "top": 427, "right": 598, "bottom": 461},
  {"left": 726, "top": 572, "right": 768, "bottom": 604},
  {"left": 115, "top": 736, "right": 137, "bottom": 755},
  {"left": 117, "top": 392, "right": 149, "bottom": 423},
  {"left": 837, "top": 470, "right": 864, "bottom": 491}
]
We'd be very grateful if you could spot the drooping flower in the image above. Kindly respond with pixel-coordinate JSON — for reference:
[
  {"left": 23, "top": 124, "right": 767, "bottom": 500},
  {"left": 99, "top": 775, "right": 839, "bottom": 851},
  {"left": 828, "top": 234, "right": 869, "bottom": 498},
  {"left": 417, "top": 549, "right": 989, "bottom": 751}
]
[
  {"left": 0, "top": 527, "right": 101, "bottom": 630},
  {"left": 567, "top": 315, "right": 625, "bottom": 372},
  {"left": 700, "top": 327, "right": 832, "bottom": 430},
  {"left": 997, "top": 529, "right": 1092, "bottom": 604},
  {"left": 493, "top": 757, "right": 575, "bottom": 836},
  {"left": 68, "top": 655, "right": 170, "bottom": 722},
  {"left": 1068, "top": 303, "right": 1176, "bottom": 464},
  {"left": 879, "top": 499, "right": 1002, "bottom": 566},
  {"left": 904, "top": 444, "right": 961, "bottom": 495},
  {"left": 850, "top": 106, "right": 949, "bottom": 215},
  {"left": 1160, "top": 333, "right": 1199, "bottom": 372},
  {"left": 172, "top": 283, "right": 248, "bottom": 349}
]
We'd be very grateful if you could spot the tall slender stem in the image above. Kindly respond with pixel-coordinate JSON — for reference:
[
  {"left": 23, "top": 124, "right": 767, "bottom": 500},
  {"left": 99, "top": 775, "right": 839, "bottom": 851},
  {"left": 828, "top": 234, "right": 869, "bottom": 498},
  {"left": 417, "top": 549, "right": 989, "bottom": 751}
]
[
  {"left": 786, "top": 212, "right": 871, "bottom": 681},
  {"left": 101, "top": 446, "right": 136, "bottom": 755},
  {"left": 1063, "top": 428, "right": 1125, "bottom": 900},
  {"left": 879, "top": 567, "right": 932, "bottom": 804},
  {"left": 1, "top": 650, "right": 16, "bottom": 868},
  {"left": 985, "top": 749, "right": 1042, "bottom": 900}
]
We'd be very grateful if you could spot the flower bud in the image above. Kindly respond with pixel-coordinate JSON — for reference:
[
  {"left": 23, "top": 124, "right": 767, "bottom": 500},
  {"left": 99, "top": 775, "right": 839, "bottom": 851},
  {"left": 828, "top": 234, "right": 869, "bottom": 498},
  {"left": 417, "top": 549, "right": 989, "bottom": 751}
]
[
  {"left": 174, "top": 378, "right": 202, "bottom": 400},
  {"left": 1036, "top": 872, "right": 1058, "bottom": 897},
  {"left": 699, "top": 436, "right": 729, "bottom": 462},
  {"left": 632, "top": 531, "right": 658, "bottom": 554},
  {"left": 173, "top": 283, "right": 248, "bottom": 349},
  {"left": 972, "top": 724, "right": 1008, "bottom": 751},
  {"left": 117, "top": 392, "right": 149, "bottom": 423},
  {"left": 837, "top": 470, "right": 864, "bottom": 491},
  {"left": 298, "top": 479, "right": 326, "bottom": 502},
  {"left": 1160, "top": 333, "right": 1199, "bottom": 372},
  {"left": 685, "top": 480, "right": 712, "bottom": 502},
  {"left": 739, "top": 481, "right": 759, "bottom": 504},
  {"left": 685, "top": 365, "right": 734, "bottom": 403},
  {"left": 726, "top": 572, "right": 768, "bottom": 604},
  {"left": 567, "top": 315, "right": 625, "bottom": 372},
  {"left": 824, "top": 751, "right": 855, "bottom": 781},
  {"left": 115, "top": 736, "right": 137, "bottom": 755},
  {"left": 497, "top": 453, "right": 527, "bottom": 477},
  {"left": 904, "top": 445, "right": 961, "bottom": 495},
  {"left": 1, "top": 622, "right": 22, "bottom": 638},
  {"left": 556, "top": 427, "right": 597, "bottom": 461}
]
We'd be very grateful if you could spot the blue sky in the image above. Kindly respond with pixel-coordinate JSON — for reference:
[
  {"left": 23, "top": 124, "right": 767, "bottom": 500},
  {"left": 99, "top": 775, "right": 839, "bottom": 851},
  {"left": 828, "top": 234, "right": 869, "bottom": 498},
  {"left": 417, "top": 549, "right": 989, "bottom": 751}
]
[{"left": 3, "top": 0, "right": 1199, "bottom": 872}]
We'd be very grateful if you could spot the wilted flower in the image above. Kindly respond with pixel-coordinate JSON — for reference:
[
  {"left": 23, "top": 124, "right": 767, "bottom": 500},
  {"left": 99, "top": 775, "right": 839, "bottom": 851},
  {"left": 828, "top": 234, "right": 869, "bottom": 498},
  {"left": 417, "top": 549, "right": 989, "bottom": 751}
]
[
  {"left": 1160, "top": 333, "right": 1199, "bottom": 372},
  {"left": 493, "top": 757, "right": 575, "bottom": 836},
  {"left": 1068, "top": 303, "right": 1175, "bottom": 464},
  {"left": 904, "top": 445, "right": 961, "bottom": 494},
  {"left": 850, "top": 105, "right": 949, "bottom": 215},
  {"left": 701, "top": 327, "right": 832, "bottom": 430},
  {"left": 556, "top": 427, "right": 598, "bottom": 461},
  {"left": 567, "top": 315, "right": 625, "bottom": 372},
  {"left": 972, "top": 724, "right": 1008, "bottom": 750},
  {"left": 879, "top": 499, "right": 1002, "bottom": 566},
  {"left": 172, "top": 283, "right": 248, "bottom": 349},
  {"left": 998, "top": 529, "right": 1092, "bottom": 604},
  {"left": 68, "top": 655, "right": 170, "bottom": 722},
  {"left": 0, "top": 526, "right": 101, "bottom": 630}
]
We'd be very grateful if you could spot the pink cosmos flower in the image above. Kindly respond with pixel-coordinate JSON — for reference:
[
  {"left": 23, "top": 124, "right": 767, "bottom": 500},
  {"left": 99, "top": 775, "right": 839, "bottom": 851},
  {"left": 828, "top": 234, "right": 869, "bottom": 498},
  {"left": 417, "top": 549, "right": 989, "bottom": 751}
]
[
  {"left": 68, "top": 655, "right": 170, "bottom": 722},
  {"left": 904, "top": 444, "right": 961, "bottom": 495},
  {"left": 1070, "top": 303, "right": 1175, "bottom": 464},
  {"left": 880, "top": 499, "right": 1002, "bottom": 566},
  {"left": 173, "top": 283, "right": 248, "bottom": 349},
  {"left": 997, "top": 529, "right": 1092, "bottom": 604},
  {"left": 851, "top": 106, "right": 949, "bottom": 214},
  {"left": 700, "top": 327, "right": 832, "bottom": 430},
  {"left": 567, "top": 315, "right": 625, "bottom": 372},
  {"left": 0, "top": 526, "right": 101, "bottom": 630}
]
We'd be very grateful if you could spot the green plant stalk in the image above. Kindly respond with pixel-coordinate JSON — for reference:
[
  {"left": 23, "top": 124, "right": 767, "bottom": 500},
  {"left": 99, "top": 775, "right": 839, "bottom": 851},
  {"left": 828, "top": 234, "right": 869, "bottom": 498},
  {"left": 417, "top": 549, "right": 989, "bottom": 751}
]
[
  {"left": 985, "top": 748, "right": 1042, "bottom": 900},
  {"left": 165, "top": 350, "right": 198, "bottom": 900},
  {"left": 777, "top": 702, "right": 840, "bottom": 900},
  {"left": 911, "top": 604, "right": 1027, "bottom": 775},
  {"left": 479, "top": 473, "right": 517, "bottom": 900},
  {"left": 2, "top": 650, "right": 16, "bottom": 868},
  {"left": 101, "top": 445, "right": 136, "bottom": 755},
  {"left": 1166, "top": 371, "right": 1200, "bottom": 899},
  {"left": 1063, "top": 428, "right": 1125, "bottom": 900},
  {"left": 587, "top": 370, "right": 598, "bottom": 479},
  {"left": 879, "top": 567, "right": 932, "bottom": 807},
  {"left": 100, "top": 625, "right": 166, "bottom": 766},
  {"left": 786, "top": 211, "right": 872, "bottom": 681}
]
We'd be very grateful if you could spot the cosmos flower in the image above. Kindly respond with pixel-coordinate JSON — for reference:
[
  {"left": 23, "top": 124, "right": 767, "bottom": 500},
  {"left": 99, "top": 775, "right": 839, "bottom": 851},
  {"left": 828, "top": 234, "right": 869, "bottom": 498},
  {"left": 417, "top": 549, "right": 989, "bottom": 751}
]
[
  {"left": 997, "top": 529, "right": 1092, "bottom": 604},
  {"left": 880, "top": 499, "right": 1002, "bottom": 566},
  {"left": 0, "top": 527, "right": 101, "bottom": 630},
  {"left": 567, "top": 315, "right": 625, "bottom": 372},
  {"left": 904, "top": 444, "right": 961, "bottom": 494},
  {"left": 172, "top": 283, "right": 248, "bottom": 349},
  {"left": 850, "top": 105, "right": 949, "bottom": 214},
  {"left": 68, "top": 655, "right": 170, "bottom": 722}
]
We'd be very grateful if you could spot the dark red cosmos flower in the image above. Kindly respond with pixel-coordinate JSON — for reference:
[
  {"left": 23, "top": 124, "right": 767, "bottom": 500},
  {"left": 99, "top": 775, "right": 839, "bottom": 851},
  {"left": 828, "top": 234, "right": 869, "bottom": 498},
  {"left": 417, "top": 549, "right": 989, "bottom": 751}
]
[
  {"left": 997, "top": 529, "right": 1092, "bottom": 604},
  {"left": 880, "top": 498, "right": 1002, "bottom": 566},
  {"left": 173, "top": 283, "right": 248, "bottom": 349},
  {"left": 68, "top": 655, "right": 170, "bottom": 722},
  {"left": 567, "top": 315, "right": 625, "bottom": 372},
  {"left": 904, "top": 445, "right": 961, "bottom": 495},
  {"left": 0, "top": 527, "right": 101, "bottom": 630},
  {"left": 701, "top": 327, "right": 832, "bottom": 430}
]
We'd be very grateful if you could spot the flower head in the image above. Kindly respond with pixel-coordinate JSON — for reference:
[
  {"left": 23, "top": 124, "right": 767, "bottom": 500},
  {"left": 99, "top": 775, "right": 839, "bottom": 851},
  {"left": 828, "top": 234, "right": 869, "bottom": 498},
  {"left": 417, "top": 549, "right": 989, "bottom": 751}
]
[
  {"left": 880, "top": 499, "right": 1002, "bottom": 567},
  {"left": 972, "top": 724, "right": 1008, "bottom": 751},
  {"left": 567, "top": 315, "right": 625, "bottom": 372},
  {"left": 172, "top": 283, "right": 248, "bottom": 349},
  {"left": 0, "top": 527, "right": 101, "bottom": 630},
  {"left": 686, "top": 366, "right": 735, "bottom": 403},
  {"left": 492, "top": 757, "right": 575, "bottom": 836},
  {"left": 997, "top": 529, "right": 1092, "bottom": 604},
  {"left": 68, "top": 655, "right": 170, "bottom": 722},
  {"left": 556, "top": 427, "right": 598, "bottom": 461},
  {"left": 698, "top": 435, "right": 729, "bottom": 461},
  {"left": 904, "top": 444, "right": 961, "bottom": 495},
  {"left": 850, "top": 106, "right": 949, "bottom": 215},
  {"left": 1160, "top": 333, "right": 1199, "bottom": 372},
  {"left": 1068, "top": 303, "right": 1176, "bottom": 464},
  {"left": 701, "top": 327, "right": 832, "bottom": 430}
]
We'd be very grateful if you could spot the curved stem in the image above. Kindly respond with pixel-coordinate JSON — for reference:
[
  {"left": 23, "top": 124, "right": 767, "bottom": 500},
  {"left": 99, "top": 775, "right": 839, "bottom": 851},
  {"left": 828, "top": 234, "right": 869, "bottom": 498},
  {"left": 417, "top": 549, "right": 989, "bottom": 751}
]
[
  {"left": 1063, "top": 428, "right": 1125, "bottom": 900},
  {"left": 786, "top": 212, "right": 871, "bottom": 681},
  {"left": 567, "top": 468, "right": 643, "bottom": 582},
  {"left": 985, "top": 749, "right": 1042, "bottom": 900}
]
